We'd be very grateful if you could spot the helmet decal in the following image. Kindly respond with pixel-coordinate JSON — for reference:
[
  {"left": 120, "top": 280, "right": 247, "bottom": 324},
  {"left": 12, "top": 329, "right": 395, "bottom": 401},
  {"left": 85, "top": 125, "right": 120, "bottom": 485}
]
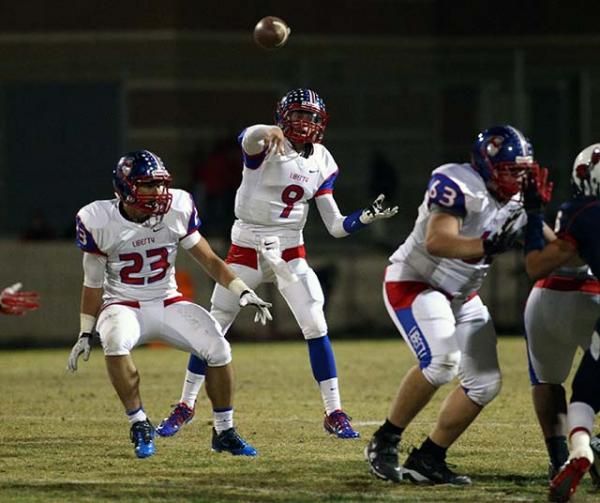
[
  {"left": 275, "top": 88, "right": 329, "bottom": 144},
  {"left": 113, "top": 150, "right": 173, "bottom": 215}
]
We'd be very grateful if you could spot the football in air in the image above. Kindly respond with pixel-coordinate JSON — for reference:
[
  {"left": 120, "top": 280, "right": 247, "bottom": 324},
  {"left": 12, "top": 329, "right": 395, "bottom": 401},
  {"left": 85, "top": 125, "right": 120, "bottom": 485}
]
[{"left": 253, "top": 16, "right": 291, "bottom": 50}]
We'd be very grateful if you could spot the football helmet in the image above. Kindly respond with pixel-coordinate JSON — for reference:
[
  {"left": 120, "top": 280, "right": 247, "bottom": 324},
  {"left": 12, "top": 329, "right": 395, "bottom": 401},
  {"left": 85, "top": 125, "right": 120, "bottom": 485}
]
[
  {"left": 113, "top": 150, "right": 173, "bottom": 215},
  {"left": 571, "top": 143, "right": 600, "bottom": 198},
  {"left": 275, "top": 88, "right": 329, "bottom": 144},
  {"left": 471, "top": 125, "right": 538, "bottom": 201}
]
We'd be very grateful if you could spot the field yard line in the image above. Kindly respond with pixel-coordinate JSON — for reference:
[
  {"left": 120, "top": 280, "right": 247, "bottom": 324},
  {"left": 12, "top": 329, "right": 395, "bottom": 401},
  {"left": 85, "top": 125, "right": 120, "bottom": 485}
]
[{"left": 2, "top": 415, "right": 534, "bottom": 429}]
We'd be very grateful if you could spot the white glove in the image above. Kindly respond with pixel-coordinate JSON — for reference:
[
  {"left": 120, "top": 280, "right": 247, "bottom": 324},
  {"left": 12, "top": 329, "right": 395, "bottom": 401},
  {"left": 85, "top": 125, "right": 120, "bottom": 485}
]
[
  {"left": 359, "top": 194, "right": 399, "bottom": 224},
  {"left": 259, "top": 236, "right": 299, "bottom": 289},
  {"left": 239, "top": 290, "right": 273, "bottom": 325},
  {"left": 67, "top": 333, "right": 92, "bottom": 372}
]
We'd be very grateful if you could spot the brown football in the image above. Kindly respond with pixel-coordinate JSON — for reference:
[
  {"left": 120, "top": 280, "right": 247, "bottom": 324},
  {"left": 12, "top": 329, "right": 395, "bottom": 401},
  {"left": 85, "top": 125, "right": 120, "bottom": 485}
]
[{"left": 253, "top": 16, "right": 291, "bottom": 50}]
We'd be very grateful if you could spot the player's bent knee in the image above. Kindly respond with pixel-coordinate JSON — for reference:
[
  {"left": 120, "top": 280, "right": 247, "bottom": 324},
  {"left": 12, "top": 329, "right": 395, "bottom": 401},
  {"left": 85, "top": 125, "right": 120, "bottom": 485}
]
[
  {"left": 421, "top": 351, "right": 461, "bottom": 387},
  {"left": 204, "top": 336, "right": 232, "bottom": 367},
  {"left": 300, "top": 309, "right": 328, "bottom": 340},
  {"left": 99, "top": 331, "right": 131, "bottom": 356},
  {"left": 465, "top": 376, "right": 502, "bottom": 406}
]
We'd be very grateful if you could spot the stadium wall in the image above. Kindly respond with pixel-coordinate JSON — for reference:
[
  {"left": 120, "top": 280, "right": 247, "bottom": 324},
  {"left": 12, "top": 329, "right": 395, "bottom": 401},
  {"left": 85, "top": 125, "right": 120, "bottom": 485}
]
[{"left": 0, "top": 240, "right": 529, "bottom": 347}]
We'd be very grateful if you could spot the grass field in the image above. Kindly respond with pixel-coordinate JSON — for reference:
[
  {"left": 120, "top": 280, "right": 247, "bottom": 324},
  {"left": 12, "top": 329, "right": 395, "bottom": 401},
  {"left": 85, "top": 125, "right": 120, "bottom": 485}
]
[{"left": 0, "top": 338, "right": 597, "bottom": 502}]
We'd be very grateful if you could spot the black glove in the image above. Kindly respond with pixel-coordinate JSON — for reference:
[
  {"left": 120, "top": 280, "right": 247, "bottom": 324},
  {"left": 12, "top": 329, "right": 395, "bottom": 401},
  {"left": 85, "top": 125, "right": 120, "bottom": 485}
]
[{"left": 482, "top": 211, "right": 522, "bottom": 257}]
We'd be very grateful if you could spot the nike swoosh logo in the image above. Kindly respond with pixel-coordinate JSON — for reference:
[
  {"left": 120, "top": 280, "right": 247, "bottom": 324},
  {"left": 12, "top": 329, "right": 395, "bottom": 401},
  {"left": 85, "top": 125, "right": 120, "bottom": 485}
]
[
  {"left": 309, "top": 169, "right": 318, "bottom": 173},
  {"left": 264, "top": 241, "right": 276, "bottom": 246}
]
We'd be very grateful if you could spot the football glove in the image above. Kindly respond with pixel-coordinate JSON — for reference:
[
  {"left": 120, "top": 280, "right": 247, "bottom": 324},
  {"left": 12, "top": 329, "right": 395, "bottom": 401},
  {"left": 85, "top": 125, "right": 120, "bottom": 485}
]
[
  {"left": 239, "top": 290, "right": 273, "bottom": 325},
  {"left": 523, "top": 166, "right": 553, "bottom": 213},
  {"left": 67, "top": 332, "right": 93, "bottom": 372},
  {"left": 0, "top": 282, "right": 40, "bottom": 315},
  {"left": 359, "top": 194, "right": 399, "bottom": 224},
  {"left": 482, "top": 210, "right": 523, "bottom": 257}
]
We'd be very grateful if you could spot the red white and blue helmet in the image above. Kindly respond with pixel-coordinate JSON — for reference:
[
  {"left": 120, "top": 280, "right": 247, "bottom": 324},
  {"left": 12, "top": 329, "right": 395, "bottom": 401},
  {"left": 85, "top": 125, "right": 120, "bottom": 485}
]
[
  {"left": 113, "top": 150, "right": 173, "bottom": 215},
  {"left": 572, "top": 143, "right": 600, "bottom": 198},
  {"left": 471, "top": 125, "right": 538, "bottom": 201},
  {"left": 275, "top": 88, "right": 330, "bottom": 144}
]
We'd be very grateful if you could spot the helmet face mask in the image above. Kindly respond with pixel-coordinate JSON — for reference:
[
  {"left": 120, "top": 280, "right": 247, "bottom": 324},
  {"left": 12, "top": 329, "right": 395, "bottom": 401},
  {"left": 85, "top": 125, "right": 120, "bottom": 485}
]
[
  {"left": 471, "top": 126, "right": 538, "bottom": 202},
  {"left": 275, "top": 89, "right": 329, "bottom": 144},
  {"left": 113, "top": 150, "right": 173, "bottom": 216},
  {"left": 572, "top": 144, "right": 600, "bottom": 198}
]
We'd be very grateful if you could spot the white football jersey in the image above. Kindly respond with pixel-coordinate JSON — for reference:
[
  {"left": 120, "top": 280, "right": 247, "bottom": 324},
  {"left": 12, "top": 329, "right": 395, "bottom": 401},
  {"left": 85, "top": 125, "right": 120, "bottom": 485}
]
[
  {"left": 76, "top": 189, "right": 201, "bottom": 304},
  {"left": 232, "top": 125, "right": 339, "bottom": 247},
  {"left": 388, "top": 163, "right": 526, "bottom": 299}
]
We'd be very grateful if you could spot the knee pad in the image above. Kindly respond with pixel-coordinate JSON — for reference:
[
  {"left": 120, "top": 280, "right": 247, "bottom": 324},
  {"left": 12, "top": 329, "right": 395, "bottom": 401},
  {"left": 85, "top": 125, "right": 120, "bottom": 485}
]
[
  {"left": 204, "top": 335, "right": 232, "bottom": 367},
  {"left": 422, "top": 351, "right": 461, "bottom": 387},
  {"left": 280, "top": 271, "right": 328, "bottom": 340},
  {"left": 464, "top": 374, "right": 502, "bottom": 406},
  {"left": 100, "top": 330, "right": 131, "bottom": 356}
]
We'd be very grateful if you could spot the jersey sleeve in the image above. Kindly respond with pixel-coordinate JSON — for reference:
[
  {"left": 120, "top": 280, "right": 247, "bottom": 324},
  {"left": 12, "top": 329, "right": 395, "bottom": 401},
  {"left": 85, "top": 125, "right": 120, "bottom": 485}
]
[
  {"left": 315, "top": 147, "right": 340, "bottom": 197},
  {"left": 238, "top": 126, "right": 269, "bottom": 169},
  {"left": 426, "top": 173, "right": 467, "bottom": 218},
  {"left": 177, "top": 191, "right": 202, "bottom": 249},
  {"left": 75, "top": 209, "right": 106, "bottom": 256}
]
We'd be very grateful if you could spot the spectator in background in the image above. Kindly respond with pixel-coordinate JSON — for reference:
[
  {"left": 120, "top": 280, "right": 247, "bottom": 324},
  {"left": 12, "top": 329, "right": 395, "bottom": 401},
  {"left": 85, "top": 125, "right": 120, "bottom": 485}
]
[
  {"left": 368, "top": 151, "right": 399, "bottom": 248},
  {"left": 190, "top": 136, "right": 242, "bottom": 239},
  {"left": 21, "top": 209, "right": 57, "bottom": 240}
]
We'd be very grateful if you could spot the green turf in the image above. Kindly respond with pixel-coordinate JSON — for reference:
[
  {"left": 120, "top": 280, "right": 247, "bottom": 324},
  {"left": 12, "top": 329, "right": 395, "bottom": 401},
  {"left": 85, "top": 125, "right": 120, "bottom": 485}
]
[{"left": 0, "top": 338, "right": 596, "bottom": 502}]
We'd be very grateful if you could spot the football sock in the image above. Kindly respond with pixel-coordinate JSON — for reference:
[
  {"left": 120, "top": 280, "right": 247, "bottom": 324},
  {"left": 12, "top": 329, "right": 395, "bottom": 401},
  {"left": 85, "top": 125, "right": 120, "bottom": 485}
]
[
  {"left": 567, "top": 401, "right": 596, "bottom": 438},
  {"left": 569, "top": 429, "right": 593, "bottom": 461},
  {"left": 376, "top": 419, "right": 404, "bottom": 439},
  {"left": 180, "top": 369, "right": 205, "bottom": 408},
  {"left": 419, "top": 436, "right": 447, "bottom": 461},
  {"left": 307, "top": 336, "right": 340, "bottom": 414},
  {"left": 319, "top": 377, "right": 341, "bottom": 415},
  {"left": 126, "top": 406, "right": 147, "bottom": 426},
  {"left": 546, "top": 436, "right": 568, "bottom": 470},
  {"left": 213, "top": 407, "right": 234, "bottom": 434}
]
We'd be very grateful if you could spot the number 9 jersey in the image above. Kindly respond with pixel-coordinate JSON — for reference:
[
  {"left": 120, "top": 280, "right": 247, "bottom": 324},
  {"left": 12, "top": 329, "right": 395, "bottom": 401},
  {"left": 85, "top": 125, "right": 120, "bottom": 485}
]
[
  {"left": 233, "top": 125, "right": 339, "bottom": 244},
  {"left": 75, "top": 189, "right": 201, "bottom": 304}
]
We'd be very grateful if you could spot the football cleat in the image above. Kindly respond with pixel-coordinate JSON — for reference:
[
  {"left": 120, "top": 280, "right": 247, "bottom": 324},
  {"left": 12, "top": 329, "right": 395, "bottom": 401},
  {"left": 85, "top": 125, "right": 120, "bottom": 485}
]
[
  {"left": 130, "top": 419, "right": 156, "bottom": 459},
  {"left": 211, "top": 427, "right": 257, "bottom": 456},
  {"left": 590, "top": 435, "right": 600, "bottom": 490},
  {"left": 156, "top": 402, "right": 195, "bottom": 437},
  {"left": 549, "top": 457, "right": 591, "bottom": 502},
  {"left": 364, "top": 431, "right": 402, "bottom": 483},
  {"left": 402, "top": 448, "right": 472, "bottom": 486},
  {"left": 324, "top": 410, "right": 360, "bottom": 439}
]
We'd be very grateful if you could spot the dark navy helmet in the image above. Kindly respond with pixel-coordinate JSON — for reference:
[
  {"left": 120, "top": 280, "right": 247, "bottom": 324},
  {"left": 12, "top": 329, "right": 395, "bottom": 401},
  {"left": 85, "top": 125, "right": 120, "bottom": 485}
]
[
  {"left": 275, "top": 88, "right": 329, "bottom": 144},
  {"left": 113, "top": 150, "right": 173, "bottom": 215},
  {"left": 471, "top": 125, "right": 538, "bottom": 201}
]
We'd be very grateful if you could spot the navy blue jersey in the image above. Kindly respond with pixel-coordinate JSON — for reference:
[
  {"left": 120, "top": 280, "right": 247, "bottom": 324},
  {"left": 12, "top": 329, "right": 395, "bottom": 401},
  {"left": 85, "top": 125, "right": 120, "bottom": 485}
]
[{"left": 555, "top": 196, "right": 600, "bottom": 279}]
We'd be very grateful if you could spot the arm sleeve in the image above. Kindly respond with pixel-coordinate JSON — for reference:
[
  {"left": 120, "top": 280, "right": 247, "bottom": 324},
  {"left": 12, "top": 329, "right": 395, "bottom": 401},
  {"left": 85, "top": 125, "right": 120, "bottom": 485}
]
[
  {"left": 315, "top": 193, "right": 352, "bottom": 238},
  {"left": 82, "top": 252, "right": 107, "bottom": 288},
  {"left": 238, "top": 125, "right": 272, "bottom": 169},
  {"left": 180, "top": 231, "right": 201, "bottom": 250}
]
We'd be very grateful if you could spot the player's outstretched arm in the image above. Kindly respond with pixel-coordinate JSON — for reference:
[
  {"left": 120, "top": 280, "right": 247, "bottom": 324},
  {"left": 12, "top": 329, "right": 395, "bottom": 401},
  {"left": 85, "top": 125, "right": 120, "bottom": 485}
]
[
  {"left": 0, "top": 283, "right": 39, "bottom": 315},
  {"left": 186, "top": 238, "right": 272, "bottom": 325},
  {"left": 315, "top": 193, "right": 398, "bottom": 238}
]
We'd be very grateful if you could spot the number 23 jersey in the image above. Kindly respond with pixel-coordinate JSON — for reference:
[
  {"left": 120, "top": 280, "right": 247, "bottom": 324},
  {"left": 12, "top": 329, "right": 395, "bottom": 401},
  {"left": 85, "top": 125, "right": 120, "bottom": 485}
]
[
  {"left": 75, "top": 189, "right": 201, "bottom": 303},
  {"left": 388, "top": 162, "right": 526, "bottom": 299}
]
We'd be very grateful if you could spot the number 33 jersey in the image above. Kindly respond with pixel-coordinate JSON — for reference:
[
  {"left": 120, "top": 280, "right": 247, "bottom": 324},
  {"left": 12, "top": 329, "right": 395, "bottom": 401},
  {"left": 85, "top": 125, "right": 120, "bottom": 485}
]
[
  {"left": 75, "top": 189, "right": 201, "bottom": 303},
  {"left": 388, "top": 162, "right": 526, "bottom": 299},
  {"left": 233, "top": 125, "right": 339, "bottom": 245}
]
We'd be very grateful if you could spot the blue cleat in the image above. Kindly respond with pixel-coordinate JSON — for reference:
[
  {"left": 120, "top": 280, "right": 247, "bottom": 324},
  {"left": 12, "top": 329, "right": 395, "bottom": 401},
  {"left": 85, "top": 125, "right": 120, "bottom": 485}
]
[
  {"left": 324, "top": 409, "right": 360, "bottom": 439},
  {"left": 130, "top": 419, "right": 156, "bottom": 459},
  {"left": 156, "top": 402, "right": 194, "bottom": 437},
  {"left": 211, "top": 427, "right": 257, "bottom": 456}
]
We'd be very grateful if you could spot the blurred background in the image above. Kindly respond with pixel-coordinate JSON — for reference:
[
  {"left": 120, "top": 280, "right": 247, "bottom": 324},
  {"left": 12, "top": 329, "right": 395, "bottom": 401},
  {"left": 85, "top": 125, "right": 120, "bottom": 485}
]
[{"left": 1, "top": 0, "right": 599, "bottom": 345}]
